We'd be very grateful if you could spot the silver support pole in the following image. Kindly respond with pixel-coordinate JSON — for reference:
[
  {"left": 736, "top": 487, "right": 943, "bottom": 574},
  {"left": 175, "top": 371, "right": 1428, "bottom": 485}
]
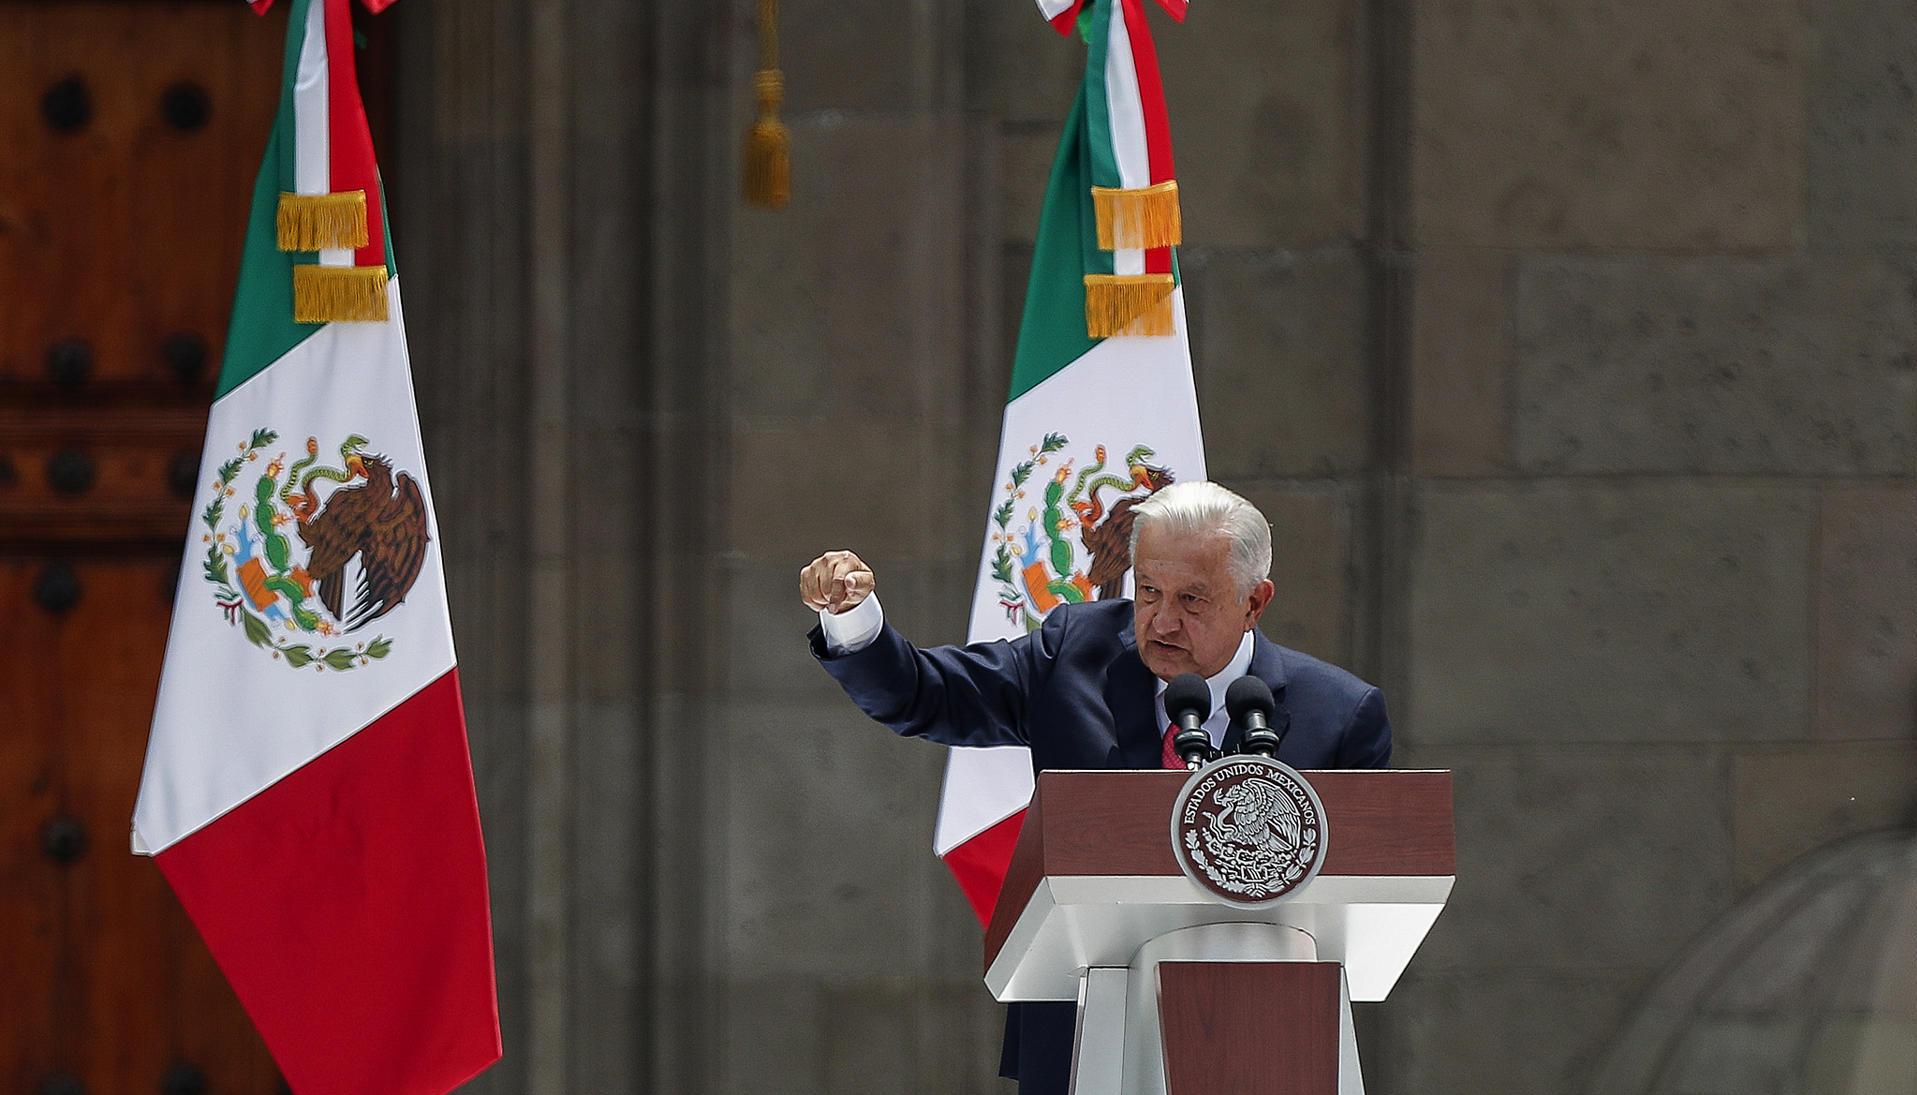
[
  {"left": 1339, "top": 969, "right": 1365, "bottom": 1095},
  {"left": 1069, "top": 967, "right": 1132, "bottom": 1094}
]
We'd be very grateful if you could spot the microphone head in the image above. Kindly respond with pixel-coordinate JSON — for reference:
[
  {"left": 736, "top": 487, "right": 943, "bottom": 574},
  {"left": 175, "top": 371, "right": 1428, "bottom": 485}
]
[
  {"left": 1165, "top": 673, "right": 1211, "bottom": 723},
  {"left": 1225, "top": 676, "right": 1276, "bottom": 722}
]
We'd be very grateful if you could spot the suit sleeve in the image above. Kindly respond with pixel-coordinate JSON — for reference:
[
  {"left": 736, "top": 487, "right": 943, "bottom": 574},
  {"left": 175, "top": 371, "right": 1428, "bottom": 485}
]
[
  {"left": 1336, "top": 686, "right": 1392, "bottom": 769},
  {"left": 806, "top": 609, "right": 1067, "bottom": 749}
]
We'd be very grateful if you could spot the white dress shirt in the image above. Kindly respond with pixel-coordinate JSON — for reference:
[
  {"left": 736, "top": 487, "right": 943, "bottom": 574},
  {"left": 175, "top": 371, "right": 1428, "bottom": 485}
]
[
  {"left": 819, "top": 596, "right": 1257, "bottom": 748},
  {"left": 818, "top": 593, "right": 886, "bottom": 654}
]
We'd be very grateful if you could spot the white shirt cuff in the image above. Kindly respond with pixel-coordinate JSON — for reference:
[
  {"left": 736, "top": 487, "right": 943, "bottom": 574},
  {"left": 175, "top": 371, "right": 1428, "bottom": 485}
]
[{"left": 818, "top": 593, "right": 884, "bottom": 655}]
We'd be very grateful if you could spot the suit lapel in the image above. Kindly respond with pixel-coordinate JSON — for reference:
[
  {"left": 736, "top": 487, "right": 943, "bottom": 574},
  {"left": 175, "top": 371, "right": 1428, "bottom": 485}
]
[
  {"left": 1106, "top": 620, "right": 1162, "bottom": 768},
  {"left": 1221, "top": 631, "right": 1291, "bottom": 754}
]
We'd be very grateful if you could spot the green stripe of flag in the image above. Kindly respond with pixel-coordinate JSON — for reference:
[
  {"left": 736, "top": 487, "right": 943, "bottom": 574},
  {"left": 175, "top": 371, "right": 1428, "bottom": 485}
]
[
  {"left": 218, "top": 123, "right": 310, "bottom": 398},
  {"left": 1008, "top": 93, "right": 1104, "bottom": 402},
  {"left": 1007, "top": 0, "right": 1128, "bottom": 403},
  {"left": 217, "top": 0, "right": 316, "bottom": 398},
  {"left": 216, "top": 0, "right": 398, "bottom": 399},
  {"left": 1082, "top": 0, "right": 1120, "bottom": 192}
]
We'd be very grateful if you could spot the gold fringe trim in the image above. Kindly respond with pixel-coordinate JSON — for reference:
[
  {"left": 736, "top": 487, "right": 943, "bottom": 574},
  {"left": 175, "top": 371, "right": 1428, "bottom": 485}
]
[
  {"left": 1092, "top": 181, "right": 1182, "bottom": 250},
  {"left": 276, "top": 191, "right": 370, "bottom": 252},
  {"left": 293, "top": 264, "right": 389, "bottom": 324},
  {"left": 1084, "top": 273, "right": 1176, "bottom": 337},
  {"left": 743, "top": 0, "right": 789, "bottom": 210},
  {"left": 743, "top": 71, "right": 790, "bottom": 209}
]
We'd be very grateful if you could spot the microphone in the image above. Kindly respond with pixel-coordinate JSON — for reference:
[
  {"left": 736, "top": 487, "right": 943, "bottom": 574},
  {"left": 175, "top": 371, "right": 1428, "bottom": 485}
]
[
  {"left": 1165, "top": 673, "right": 1212, "bottom": 769},
  {"left": 1226, "top": 676, "right": 1280, "bottom": 757}
]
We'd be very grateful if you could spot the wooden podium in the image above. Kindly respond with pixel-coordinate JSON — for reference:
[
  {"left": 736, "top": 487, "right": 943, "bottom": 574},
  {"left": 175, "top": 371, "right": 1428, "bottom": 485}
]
[{"left": 983, "top": 769, "right": 1455, "bottom": 1095}]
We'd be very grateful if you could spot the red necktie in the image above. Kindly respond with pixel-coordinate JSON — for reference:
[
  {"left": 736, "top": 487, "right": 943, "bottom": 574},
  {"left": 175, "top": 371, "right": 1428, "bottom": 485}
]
[{"left": 1161, "top": 722, "right": 1185, "bottom": 769}]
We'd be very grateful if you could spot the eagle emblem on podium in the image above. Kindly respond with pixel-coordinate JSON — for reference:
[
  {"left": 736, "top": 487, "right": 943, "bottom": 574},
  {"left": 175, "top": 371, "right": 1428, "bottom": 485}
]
[
  {"left": 196, "top": 428, "right": 428, "bottom": 672},
  {"left": 988, "top": 435, "right": 1174, "bottom": 631},
  {"left": 1172, "top": 756, "right": 1329, "bottom": 907}
]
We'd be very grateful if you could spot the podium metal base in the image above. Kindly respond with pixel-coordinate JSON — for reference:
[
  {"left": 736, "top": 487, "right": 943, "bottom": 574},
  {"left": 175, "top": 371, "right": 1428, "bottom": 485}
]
[{"left": 1067, "top": 923, "right": 1364, "bottom": 1095}]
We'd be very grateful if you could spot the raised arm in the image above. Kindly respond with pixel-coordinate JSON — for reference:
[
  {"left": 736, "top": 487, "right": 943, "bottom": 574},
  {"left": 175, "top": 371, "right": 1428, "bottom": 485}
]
[{"left": 800, "top": 550, "right": 1059, "bottom": 749}]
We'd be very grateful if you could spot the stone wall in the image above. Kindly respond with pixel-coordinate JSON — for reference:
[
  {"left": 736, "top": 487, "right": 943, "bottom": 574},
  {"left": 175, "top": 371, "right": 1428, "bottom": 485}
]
[
  {"left": 388, "top": 0, "right": 1917, "bottom": 1090},
  {"left": 1384, "top": 0, "right": 1917, "bottom": 1088}
]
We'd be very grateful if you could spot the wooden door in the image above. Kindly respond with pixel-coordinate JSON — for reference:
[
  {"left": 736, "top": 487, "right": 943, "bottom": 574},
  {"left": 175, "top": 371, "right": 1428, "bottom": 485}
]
[{"left": 1, "top": 3, "right": 350, "bottom": 1090}]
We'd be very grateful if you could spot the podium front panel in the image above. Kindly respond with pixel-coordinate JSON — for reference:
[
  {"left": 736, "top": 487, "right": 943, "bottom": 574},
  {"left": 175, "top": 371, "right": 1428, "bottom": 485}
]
[
  {"left": 1158, "top": 961, "right": 1341, "bottom": 1094},
  {"left": 985, "top": 769, "right": 1455, "bottom": 1003}
]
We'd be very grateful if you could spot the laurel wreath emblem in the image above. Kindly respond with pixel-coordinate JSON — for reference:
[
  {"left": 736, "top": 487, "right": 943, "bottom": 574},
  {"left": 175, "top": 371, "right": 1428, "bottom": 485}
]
[{"left": 1185, "top": 825, "right": 1319, "bottom": 899}]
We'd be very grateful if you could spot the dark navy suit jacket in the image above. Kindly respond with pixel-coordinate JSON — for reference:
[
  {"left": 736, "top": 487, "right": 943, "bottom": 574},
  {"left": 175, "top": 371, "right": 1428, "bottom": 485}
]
[{"left": 809, "top": 598, "right": 1391, "bottom": 1095}]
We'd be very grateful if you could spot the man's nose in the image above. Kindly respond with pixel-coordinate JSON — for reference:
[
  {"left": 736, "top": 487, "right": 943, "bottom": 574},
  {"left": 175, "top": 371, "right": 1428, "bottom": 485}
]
[{"left": 1150, "top": 606, "right": 1183, "bottom": 634}]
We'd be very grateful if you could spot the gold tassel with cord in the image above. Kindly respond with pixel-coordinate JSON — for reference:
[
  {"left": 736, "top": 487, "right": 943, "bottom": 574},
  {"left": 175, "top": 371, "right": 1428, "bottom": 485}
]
[
  {"left": 744, "top": 70, "right": 790, "bottom": 208},
  {"left": 1084, "top": 273, "right": 1176, "bottom": 337},
  {"left": 276, "top": 191, "right": 370, "bottom": 252},
  {"left": 743, "top": 0, "right": 789, "bottom": 208},
  {"left": 1092, "top": 181, "right": 1182, "bottom": 250},
  {"left": 293, "top": 264, "right": 389, "bottom": 324}
]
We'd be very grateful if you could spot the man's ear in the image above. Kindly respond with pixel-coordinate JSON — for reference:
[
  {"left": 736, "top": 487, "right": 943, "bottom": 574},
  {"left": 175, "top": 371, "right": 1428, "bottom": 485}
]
[{"left": 1245, "top": 578, "right": 1275, "bottom": 627}]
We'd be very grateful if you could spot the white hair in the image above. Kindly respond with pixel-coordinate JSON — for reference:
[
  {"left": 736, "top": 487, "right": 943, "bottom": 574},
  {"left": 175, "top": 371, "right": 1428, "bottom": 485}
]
[{"left": 1128, "top": 481, "right": 1272, "bottom": 595}]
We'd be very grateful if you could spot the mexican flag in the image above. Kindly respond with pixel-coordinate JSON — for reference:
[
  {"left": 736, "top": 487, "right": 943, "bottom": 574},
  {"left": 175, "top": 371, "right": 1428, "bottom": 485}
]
[
  {"left": 939, "top": 0, "right": 1205, "bottom": 922},
  {"left": 131, "top": 0, "right": 501, "bottom": 1091}
]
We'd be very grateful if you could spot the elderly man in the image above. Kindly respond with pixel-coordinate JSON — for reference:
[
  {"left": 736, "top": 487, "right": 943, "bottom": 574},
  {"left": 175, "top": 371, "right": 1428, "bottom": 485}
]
[{"left": 799, "top": 480, "right": 1391, "bottom": 1095}]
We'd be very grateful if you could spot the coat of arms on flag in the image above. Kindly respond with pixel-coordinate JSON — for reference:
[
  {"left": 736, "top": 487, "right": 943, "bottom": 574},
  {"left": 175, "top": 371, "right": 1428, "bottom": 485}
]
[
  {"left": 198, "top": 429, "right": 427, "bottom": 669},
  {"left": 988, "top": 438, "right": 1176, "bottom": 630}
]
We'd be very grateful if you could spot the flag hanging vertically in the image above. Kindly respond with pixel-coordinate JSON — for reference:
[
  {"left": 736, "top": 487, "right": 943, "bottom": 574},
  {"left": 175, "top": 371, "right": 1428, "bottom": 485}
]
[
  {"left": 133, "top": 0, "right": 502, "bottom": 1091},
  {"left": 938, "top": 0, "right": 1205, "bottom": 923}
]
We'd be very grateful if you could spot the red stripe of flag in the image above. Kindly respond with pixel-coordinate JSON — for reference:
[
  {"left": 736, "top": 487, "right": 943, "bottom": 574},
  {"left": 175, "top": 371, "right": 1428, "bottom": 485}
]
[
  {"left": 1120, "top": 0, "right": 1176, "bottom": 275},
  {"left": 155, "top": 670, "right": 500, "bottom": 1094},
  {"left": 1047, "top": 0, "right": 1086, "bottom": 36},
  {"left": 941, "top": 807, "right": 1028, "bottom": 926},
  {"left": 321, "top": 0, "right": 386, "bottom": 267}
]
